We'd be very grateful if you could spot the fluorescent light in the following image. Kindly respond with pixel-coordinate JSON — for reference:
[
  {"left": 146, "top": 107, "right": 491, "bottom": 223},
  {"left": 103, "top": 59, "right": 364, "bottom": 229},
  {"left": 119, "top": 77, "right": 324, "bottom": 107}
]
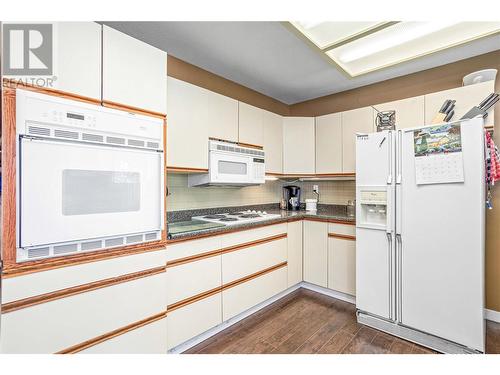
[{"left": 339, "top": 22, "right": 459, "bottom": 63}]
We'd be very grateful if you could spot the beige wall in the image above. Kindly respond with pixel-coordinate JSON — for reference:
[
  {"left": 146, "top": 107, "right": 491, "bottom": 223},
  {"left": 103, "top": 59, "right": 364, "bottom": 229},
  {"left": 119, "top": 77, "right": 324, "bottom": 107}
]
[{"left": 167, "top": 174, "right": 355, "bottom": 211}]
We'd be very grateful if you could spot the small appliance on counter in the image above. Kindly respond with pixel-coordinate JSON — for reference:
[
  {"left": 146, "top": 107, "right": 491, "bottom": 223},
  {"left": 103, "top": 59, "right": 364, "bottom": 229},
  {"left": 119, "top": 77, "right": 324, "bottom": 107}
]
[
  {"left": 305, "top": 199, "right": 317, "bottom": 211},
  {"left": 283, "top": 185, "right": 301, "bottom": 211}
]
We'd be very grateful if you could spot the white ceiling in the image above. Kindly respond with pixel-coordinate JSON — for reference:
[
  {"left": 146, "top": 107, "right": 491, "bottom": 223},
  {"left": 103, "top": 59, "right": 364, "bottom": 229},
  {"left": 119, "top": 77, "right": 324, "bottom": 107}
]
[{"left": 102, "top": 22, "right": 500, "bottom": 105}]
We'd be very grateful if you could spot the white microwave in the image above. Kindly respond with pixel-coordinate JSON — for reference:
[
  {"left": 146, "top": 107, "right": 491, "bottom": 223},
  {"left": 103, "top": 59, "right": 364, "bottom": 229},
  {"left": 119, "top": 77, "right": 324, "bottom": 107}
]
[
  {"left": 188, "top": 140, "right": 265, "bottom": 187},
  {"left": 15, "top": 89, "right": 165, "bottom": 262}
]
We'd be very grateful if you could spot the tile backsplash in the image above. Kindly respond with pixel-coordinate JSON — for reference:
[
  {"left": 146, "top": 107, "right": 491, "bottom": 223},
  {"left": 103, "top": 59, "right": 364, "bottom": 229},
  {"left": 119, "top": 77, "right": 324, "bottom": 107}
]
[{"left": 167, "top": 174, "right": 355, "bottom": 211}]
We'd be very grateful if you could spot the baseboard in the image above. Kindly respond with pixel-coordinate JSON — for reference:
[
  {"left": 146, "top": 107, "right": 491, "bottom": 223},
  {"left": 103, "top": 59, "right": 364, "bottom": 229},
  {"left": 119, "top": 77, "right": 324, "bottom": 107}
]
[
  {"left": 168, "top": 283, "right": 302, "bottom": 354},
  {"left": 300, "top": 282, "right": 356, "bottom": 305},
  {"left": 485, "top": 308, "right": 500, "bottom": 323}
]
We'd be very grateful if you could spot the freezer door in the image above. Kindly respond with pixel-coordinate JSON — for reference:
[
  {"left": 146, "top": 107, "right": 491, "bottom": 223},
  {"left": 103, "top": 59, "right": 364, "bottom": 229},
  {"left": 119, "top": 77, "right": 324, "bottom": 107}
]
[
  {"left": 355, "top": 131, "right": 396, "bottom": 320},
  {"left": 397, "top": 119, "right": 485, "bottom": 352}
]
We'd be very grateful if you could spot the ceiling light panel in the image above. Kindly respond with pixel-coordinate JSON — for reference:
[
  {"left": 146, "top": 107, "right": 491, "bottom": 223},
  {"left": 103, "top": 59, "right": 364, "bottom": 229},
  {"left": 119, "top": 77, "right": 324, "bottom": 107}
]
[
  {"left": 292, "top": 21, "right": 385, "bottom": 49},
  {"left": 326, "top": 22, "right": 500, "bottom": 76}
]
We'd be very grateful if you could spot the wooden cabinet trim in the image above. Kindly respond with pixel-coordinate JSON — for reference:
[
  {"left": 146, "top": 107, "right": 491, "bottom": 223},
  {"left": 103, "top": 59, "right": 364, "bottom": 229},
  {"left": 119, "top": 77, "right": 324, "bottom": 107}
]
[
  {"left": 328, "top": 233, "right": 356, "bottom": 241},
  {"left": 166, "top": 249, "right": 222, "bottom": 268},
  {"left": 167, "top": 286, "right": 222, "bottom": 313},
  {"left": 237, "top": 142, "right": 264, "bottom": 150},
  {"left": 305, "top": 217, "right": 356, "bottom": 225},
  {"left": 166, "top": 166, "right": 209, "bottom": 173},
  {"left": 221, "top": 261, "right": 288, "bottom": 291},
  {"left": 220, "top": 233, "right": 287, "bottom": 255},
  {"left": 1, "top": 266, "right": 166, "bottom": 314},
  {"left": 102, "top": 100, "right": 166, "bottom": 119},
  {"left": 57, "top": 311, "right": 167, "bottom": 354}
]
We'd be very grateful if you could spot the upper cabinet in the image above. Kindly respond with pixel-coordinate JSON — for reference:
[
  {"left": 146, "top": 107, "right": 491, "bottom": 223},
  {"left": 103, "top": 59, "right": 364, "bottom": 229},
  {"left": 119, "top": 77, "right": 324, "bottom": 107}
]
[
  {"left": 424, "top": 81, "right": 495, "bottom": 127},
  {"left": 52, "top": 22, "right": 102, "bottom": 100},
  {"left": 283, "top": 117, "right": 316, "bottom": 174},
  {"left": 262, "top": 110, "right": 283, "bottom": 174},
  {"left": 373, "top": 96, "right": 425, "bottom": 130},
  {"left": 205, "top": 90, "right": 239, "bottom": 143},
  {"left": 341, "top": 107, "right": 374, "bottom": 173},
  {"left": 102, "top": 25, "right": 167, "bottom": 114},
  {"left": 315, "top": 113, "right": 342, "bottom": 174},
  {"left": 238, "top": 102, "right": 264, "bottom": 146},
  {"left": 167, "top": 78, "right": 208, "bottom": 170}
]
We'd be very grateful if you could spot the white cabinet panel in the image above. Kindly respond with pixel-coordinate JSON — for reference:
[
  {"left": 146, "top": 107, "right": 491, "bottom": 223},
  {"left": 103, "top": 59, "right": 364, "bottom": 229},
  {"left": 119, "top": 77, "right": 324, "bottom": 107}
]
[
  {"left": 52, "top": 22, "right": 101, "bottom": 100},
  {"left": 205, "top": 89, "right": 238, "bottom": 142},
  {"left": 166, "top": 235, "right": 220, "bottom": 262},
  {"left": 263, "top": 110, "right": 283, "bottom": 174},
  {"left": 315, "top": 113, "right": 342, "bottom": 174},
  {"left": 373, "top": 96, "right": 424, "bottom": 130},
  {"left": 102, "top": 25, "right": 167, "bottom": 114},
  {"left": 303, "top": 220, "right": 328, "bottom": 287},
  {"left": 239, "top": 102, "right": 264, "bottom": 146},
  {"left": 222, "top": 267, "right": 287, "bottom": 321},
  {"left": 283, "top": 117, "right": 315, "bottom": 174},
  {"left": 342, "top": 107, "right": 374, "bottom": 173},
  {"left": 1, "top": 274, "right": 166, "bottom": 353},
  {"left": 287, "top": 220, "right": 303, "bottom": 287},
  {"left": 219, "top": 223, "right": 287, "bottom": 249},
  {"left": 328, "top": 237, "right": 356, "bottom": 296},
  {"left": 167, "top": 293, "right": 222, "bottom": 350},
  {"left": 2, "top": 248, "right": 166, "bottom": 303},
  {"left": 166, "top": 77, "right": 209, "bottom": 169},
  {"left": 166, "top": 255, "right": 222, "bottom": 305},
  {"left": 328, "top": 223, "right": 355, "bottom": 236},
  {"left": 81, "top": 318, "right": 167, "bottom": 354},
  {"left": 222, "top": 238, "right": 287, "bottom": 284},
  {"left": 424, "top": 81, "right": 495, "bottom": 127}
]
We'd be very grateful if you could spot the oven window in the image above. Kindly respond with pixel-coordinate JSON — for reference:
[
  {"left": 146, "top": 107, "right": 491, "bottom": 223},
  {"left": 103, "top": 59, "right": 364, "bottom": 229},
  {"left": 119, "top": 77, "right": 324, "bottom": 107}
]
[
  {"left": 218, "top": 160, "right": 248, "bottom": 175},
  {"left": 62, "top": 170, "right": 140, "bottom": 215}
]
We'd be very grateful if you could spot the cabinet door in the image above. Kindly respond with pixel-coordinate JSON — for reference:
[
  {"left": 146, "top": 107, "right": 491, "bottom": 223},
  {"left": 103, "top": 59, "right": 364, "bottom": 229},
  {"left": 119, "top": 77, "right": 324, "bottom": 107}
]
[
  {"left": 263, "top": 110, "right": 283, "bottom": 174},
  {"left": 102, "top": 25, "right": 167, "bottom": 114},
  {"left": 315, "top": 113, "right": 342, "bottom": 174},
  {"left": 424, "top": 81, "right": 495, "bottom": 127},
  {"left": 52, "top": 22, "right": 101, "bottom": 100},
  {"left": 283, "top": 117, "right": 315, "bottom": 174},
  {"left": 166, "top": 77, "right": 208, "bottom": 170},
  {"left": 342, "top": 107, "right": 374, "bottom": 173},
  {"left": 373, "top": 96, "right": 424, "bottom": 130},
  {"left": 239, "top": 102, "right": 264, "bottom": 146},
  {"left": 303, "top": 220, "right": 328, "bottom": 287},
  {"left": 205, "top": 89, "right": 239, "bottom": 142},
  {"left": 328, "top": 237, "right": 356, "bottom": 296},
  {"left": 287, "top": 220, "right": 303, "bottom": 287}
]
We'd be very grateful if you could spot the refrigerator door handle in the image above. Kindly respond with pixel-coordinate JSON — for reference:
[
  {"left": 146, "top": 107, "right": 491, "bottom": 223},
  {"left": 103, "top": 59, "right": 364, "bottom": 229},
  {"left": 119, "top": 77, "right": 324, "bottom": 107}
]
[
  {"left": 396, "top": 233, "right": 403, "bottom": 323},
  {"left": 387, "top": 232, "right": 393, "bottom": 320},
  {"left": 387, "top": 130, "right": 393, "bottom": 185},
  {"left": 396, "top": 130, "right": 403, "bottom": 184}
]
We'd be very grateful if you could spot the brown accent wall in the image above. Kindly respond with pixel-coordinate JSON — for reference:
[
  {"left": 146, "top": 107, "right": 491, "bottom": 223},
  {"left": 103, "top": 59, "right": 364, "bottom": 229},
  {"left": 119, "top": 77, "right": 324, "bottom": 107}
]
[
  {"left": 167, "top": 55, "right": 290, "bottom": 116},
  {"left": 289, "top": 50, "right": 500, "bottom": 117}
]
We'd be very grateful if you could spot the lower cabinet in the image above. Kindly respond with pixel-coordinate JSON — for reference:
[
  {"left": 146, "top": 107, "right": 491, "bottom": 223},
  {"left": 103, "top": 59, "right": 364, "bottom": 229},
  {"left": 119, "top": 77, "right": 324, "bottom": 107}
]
[
  {"left": 81, "top": 318, "right": 168, "bottom": 354},
  {"left": 303, "top": 220, "right": 328, "bottom": 288},
  {"left": 287, "top": 220, "right": 303, "bottom": 287},
  {"left": 166, "top": 293, "right": 222, "bottom": 350},
  {"left": 222, "top": 266, "right": 287, "bottom": 321},
  {"left": 327, "top": 223, "right": 356, "bottom": 296}
]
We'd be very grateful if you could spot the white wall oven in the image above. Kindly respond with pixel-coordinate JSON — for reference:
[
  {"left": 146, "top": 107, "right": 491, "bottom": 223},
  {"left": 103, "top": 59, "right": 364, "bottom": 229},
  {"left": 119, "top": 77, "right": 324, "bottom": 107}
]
[
  {"left": 188, "top": 140, "right": 265, "bottom": 187},
  {"left": 15, "top": 89, "right": 165, "bottom": 262}
]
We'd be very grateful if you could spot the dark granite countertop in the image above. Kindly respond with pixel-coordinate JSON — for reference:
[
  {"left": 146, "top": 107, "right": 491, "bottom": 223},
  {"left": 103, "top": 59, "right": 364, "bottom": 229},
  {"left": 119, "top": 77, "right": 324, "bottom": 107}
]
[{"left": 167, "top": 204, "right": 355, "bottom": 242}]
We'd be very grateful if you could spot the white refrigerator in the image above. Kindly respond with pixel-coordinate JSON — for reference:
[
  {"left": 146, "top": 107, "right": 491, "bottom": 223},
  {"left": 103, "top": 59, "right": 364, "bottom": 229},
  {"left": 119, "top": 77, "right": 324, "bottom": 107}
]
[{"left": 355, "top": 118, "right": 485, "bottom": 354}]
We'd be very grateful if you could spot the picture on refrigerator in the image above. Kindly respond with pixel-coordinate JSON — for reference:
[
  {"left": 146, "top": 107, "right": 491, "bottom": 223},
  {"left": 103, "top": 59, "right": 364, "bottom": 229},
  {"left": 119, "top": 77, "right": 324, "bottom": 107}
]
[{"left": 413, "top": 123, "right": 462, "bottom": 157}]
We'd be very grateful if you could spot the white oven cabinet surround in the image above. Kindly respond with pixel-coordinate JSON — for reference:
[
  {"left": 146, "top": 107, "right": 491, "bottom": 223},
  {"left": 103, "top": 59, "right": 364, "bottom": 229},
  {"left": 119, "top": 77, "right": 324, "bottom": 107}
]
[
  {"left": 315, "top": 112, "right": 343, "bottom": 174},
  {"left": 341, "top": 107, "right": 375, "bottom": 174},
  {"left": 424, "top": 80, "right": 495, "bottom": 127},
  {"left": 102, "top": 25, "right": 167, "bottom": 114},
  {"left": 372, "top": 96, "right": 425, "bottom": 130},
  {"left": 167, "top": 77, "right": 209, "bottom": 170},
  {"left": 262, "top": 109, "right": 284, "bottom": 174},
  {"left": 51, "top": 22, "right": 102, "bottom": 100},
  {"left": 283, "top": 117, "right": 316, "bottom": 174},
  {"left": 238, "top": 102, "right": 264, "bottom": 146}
]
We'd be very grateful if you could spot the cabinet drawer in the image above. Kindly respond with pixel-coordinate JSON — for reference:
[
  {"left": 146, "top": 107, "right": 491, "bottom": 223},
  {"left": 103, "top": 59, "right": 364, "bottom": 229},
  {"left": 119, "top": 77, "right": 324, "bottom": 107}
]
[
  {"left": 222, "top": 266, "right": 287, "bottom": 321},
  {"left": 222, "top": 237, "right": 286, "bottom": 284},
  {"left": 166, "top": 236, "right": 220, "bottom": 262},
  {"left": 328, "top": 237, "right": 356, "bottom": 296},
  {"left": 166, "top": 255, "right": 221, "bottom": 305},
  {"left": 328, "top": 223, "right": 356, "bottom": 237},
  {"left": 0, "top": 273, "right": 166, "bottom": 354},
  {"left": 219, "top": 223, "right": 287, "bottom": 249},
  {"left": 2, "top": 248, "right": 167, "bottom": 304},
  {"left": 80, "top": 317, "right": 167, "bottom": 354},
  {"left": 167, "top": 293, "right": 222, "bottom": 350}
]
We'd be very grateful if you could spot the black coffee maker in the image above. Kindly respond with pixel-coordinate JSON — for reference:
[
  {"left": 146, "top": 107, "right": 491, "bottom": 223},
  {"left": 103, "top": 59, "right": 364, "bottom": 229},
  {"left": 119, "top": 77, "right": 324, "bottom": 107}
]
[{"left": 283, "top": 185, "right": 301, "bottom": 211}]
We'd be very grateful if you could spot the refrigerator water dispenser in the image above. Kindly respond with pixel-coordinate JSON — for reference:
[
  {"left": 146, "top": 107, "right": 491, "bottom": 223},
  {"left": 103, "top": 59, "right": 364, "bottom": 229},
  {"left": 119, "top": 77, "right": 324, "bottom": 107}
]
[{"left": 359, "top": 190, "right": 387, "bottom": 228}]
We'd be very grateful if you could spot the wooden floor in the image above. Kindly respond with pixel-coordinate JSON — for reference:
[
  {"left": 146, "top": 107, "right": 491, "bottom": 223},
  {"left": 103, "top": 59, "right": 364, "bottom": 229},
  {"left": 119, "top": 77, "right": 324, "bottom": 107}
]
[{"left": 185, "top": 288, "right": 500, "bottom": 354}]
